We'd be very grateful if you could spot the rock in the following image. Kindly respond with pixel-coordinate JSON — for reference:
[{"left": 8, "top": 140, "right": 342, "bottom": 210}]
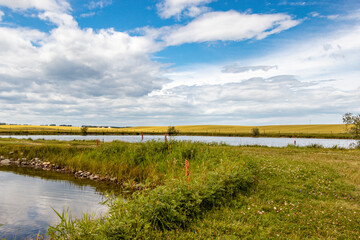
[
  {"left": 90, "top": 175, "right": 99, "bottom": 180},
  {"left": 0, "top": 156, "right": 4, "bottom": 160},
  {"left": 0, "top": 159, "right": 11, "bottom": 165},
  {"left": 21, "top": 158, "right": 27, "bottom": 161}
]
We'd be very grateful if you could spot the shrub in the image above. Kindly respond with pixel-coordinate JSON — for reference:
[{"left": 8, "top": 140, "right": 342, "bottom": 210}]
[
  {"left": 81, "top": 126, "right": 88, "bottom": 135},
  {"left": 252, "top": 128, "right": 260, "bottom": 136},
  {"left": 167, "top": 126, "right": 179, "bottom": 135}
]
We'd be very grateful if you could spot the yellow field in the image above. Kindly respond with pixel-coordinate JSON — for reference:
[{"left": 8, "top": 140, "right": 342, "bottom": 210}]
[
  {"left": 0, "top": 124, "right": 348, "bottom": 135},
  {"left": 120, "top": 124, "right": 347, "bottom": 134}
]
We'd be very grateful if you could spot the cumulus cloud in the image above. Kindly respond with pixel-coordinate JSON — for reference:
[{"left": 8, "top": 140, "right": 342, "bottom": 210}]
[
  {"left": 162, "top": 11, "right": 300, "bottom": 46},
  {"left": 0, "top": 0, "right": 76, "bottom": 27},
  {"left": 0, "top": 10, "right": 4, "bottom": 21},
  {"left": 157, "top": 0, "right": 213, "bottom": 19},
  {"left": 0, "top": 25, "right": 167, "bottom": 98}
]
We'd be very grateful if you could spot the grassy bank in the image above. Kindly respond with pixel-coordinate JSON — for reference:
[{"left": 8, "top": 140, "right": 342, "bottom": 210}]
[
  {"left": 1, "top": 138, "right": 360, "bottom": 239},
  {"left": 0, "top": 124, "right": 356, "bottom": 139}
]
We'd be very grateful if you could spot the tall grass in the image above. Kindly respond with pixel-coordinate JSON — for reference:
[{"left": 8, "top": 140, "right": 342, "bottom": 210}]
[
  {"left": 0, "top": 139, "right": 247, "bottom": 186},
  {"left": 48, "top": 158, "right": 259, "bottom": 239}
]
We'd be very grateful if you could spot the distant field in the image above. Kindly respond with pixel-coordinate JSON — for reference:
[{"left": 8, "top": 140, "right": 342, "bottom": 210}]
[
  {"left": 122, "top": 124, "right": 348, "bottom": 134},
  {"left": 0, "top": 124, "right": 348, "bottom": 134}
]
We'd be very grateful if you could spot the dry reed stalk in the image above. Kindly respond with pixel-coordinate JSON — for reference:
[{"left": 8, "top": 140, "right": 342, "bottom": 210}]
[{"left": 185, "top": 159, "right": 190, "bottom": 188}]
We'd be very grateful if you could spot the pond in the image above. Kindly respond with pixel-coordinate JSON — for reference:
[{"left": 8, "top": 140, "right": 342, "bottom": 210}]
[
  {"left": 0, "top": 166, "right": 120, "bottom": 239},
  {"left": 0, "top": 135, "right": 358, "bottom": 148}
]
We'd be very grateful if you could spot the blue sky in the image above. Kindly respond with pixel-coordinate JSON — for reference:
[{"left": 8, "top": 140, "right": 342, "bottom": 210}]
[{"left": 0, "top": 0, "right": 359, "bottom": 126}]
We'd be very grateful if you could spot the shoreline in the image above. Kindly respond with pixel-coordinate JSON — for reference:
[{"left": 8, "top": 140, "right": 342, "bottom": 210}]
[{"left": 0, "top": 155, "right": 144, "bottom": 191}]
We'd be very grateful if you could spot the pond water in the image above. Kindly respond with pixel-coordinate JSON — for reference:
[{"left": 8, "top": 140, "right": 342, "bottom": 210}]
[
  {"left": 0, "top": 134, "right": 358, "bottom": 148},
  {"left": 0, "top": 166, "right": 120, "bottom": 239}
]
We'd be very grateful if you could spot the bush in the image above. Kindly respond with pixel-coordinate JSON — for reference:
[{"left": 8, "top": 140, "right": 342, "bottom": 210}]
[
  {"left": 252, "top": 128, "right": 260, "bottom": 136},
  {"left": 167, "top": 126, "right": 179, "bottom": 135},
  {"left": 81, "top": 126, "right": 88, "bottom": 135}
]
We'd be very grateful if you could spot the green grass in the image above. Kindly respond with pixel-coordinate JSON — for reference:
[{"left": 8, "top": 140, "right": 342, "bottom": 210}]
[{"left": 1, "top": 138, "right": 360, "bottom": 239}]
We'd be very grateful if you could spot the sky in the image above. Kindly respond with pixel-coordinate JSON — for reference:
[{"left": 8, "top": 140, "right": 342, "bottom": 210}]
[{"left": 0, "top": 0, "right": 359, "bottom": 126}]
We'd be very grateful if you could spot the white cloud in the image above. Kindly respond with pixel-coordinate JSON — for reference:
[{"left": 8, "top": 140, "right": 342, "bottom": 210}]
[
  {"left": 0, "top": 10, "right": 4, "bottom": 21},
  {"left": 163, "top": 22, "right": 360, "bottom": 91},
  {"left": 87, "top": 0, "right": 112, "bottom": 10},
  {"left": 0, "top": 18, "right": 169, "bottom": 125},
  {"left": 80, "top": 12, "right": 95, "bottom": 18},
  {"left": 0, "top": 0, "right": 75, "bottom": 27},
  {"left": 222, "top": 65, "right": 278, "bottom": 73},
  {"left": 38, "top": 11, "right": 77, "bottom": 27},
  {"left": 162, "top": 11, "right": 300, "bottom": 46},
  {"left": 0, "top": 0, "right": 70, "bottom": 12},
  {"left": 146, "top": 75, "right": 360, "bottom": 125},
  {"left": 157, "top": 0, "right": 213, "bottom": 19}
]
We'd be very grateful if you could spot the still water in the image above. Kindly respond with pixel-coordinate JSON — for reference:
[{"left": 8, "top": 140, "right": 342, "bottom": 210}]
[
  {"left": 0, "top": 166, "right": 119, "bottom": 239},
  {"left": 0, "top": 134, "right": 358, "bottom": 148}
]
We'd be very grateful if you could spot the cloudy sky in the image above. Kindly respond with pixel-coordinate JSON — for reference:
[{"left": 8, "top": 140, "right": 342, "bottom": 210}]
[{"left": 0, "top": 0, "right": 359, "bottom": 126}]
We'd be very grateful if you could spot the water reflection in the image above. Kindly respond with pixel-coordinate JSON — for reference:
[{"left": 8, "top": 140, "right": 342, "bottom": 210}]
[{"left": 0, "top": 166, "right": 121, "bottom": 239}]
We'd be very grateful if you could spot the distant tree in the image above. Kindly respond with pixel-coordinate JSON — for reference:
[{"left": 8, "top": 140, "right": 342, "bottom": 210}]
[
  {"left": 167, "top": 126, "right": 179, "bottom": 135},
  {"left": 81, "top": 126, "right": 88, "bottom": 135},
  {"left": 252, "top": 128, "right": 260, "bottom": 136},
  {"left": 342, "top": 113, "right": 360, "bottom": 137}
]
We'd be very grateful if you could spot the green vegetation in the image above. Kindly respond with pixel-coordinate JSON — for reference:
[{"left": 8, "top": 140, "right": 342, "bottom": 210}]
[
  {"left": 252, "top": 127, "right": 260, "bottom": 136},
  {"left": 167, "top": 126, "right": 179, "bottom": 135},
  {"left": 1, "top": 138, "right": 360, "bottom": 239},
  {"left": 0, "top": 123, "right": 356, "bottom": 139},
  {"left": 81, "top": 126, "right": 89, "bottom": 135},
  {"left": 343, "top": 112, "right": 360, "bottom": 137}
]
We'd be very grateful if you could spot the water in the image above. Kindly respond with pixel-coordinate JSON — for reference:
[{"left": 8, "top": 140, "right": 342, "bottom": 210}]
[
  {"left": 0, "top": 166, "right": 120, "bottom": 239},
  {"left": 0, "top": 135, "right": 358, "bottom": 148}
]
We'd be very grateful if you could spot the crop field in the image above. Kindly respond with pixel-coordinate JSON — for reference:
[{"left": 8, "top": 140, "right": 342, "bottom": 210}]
[
  {"left": 0, "top": 124, "right": 348, "bottom": 136},
  {"left": 122, "top": 124, "right": 348, "bottom": 134}
]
